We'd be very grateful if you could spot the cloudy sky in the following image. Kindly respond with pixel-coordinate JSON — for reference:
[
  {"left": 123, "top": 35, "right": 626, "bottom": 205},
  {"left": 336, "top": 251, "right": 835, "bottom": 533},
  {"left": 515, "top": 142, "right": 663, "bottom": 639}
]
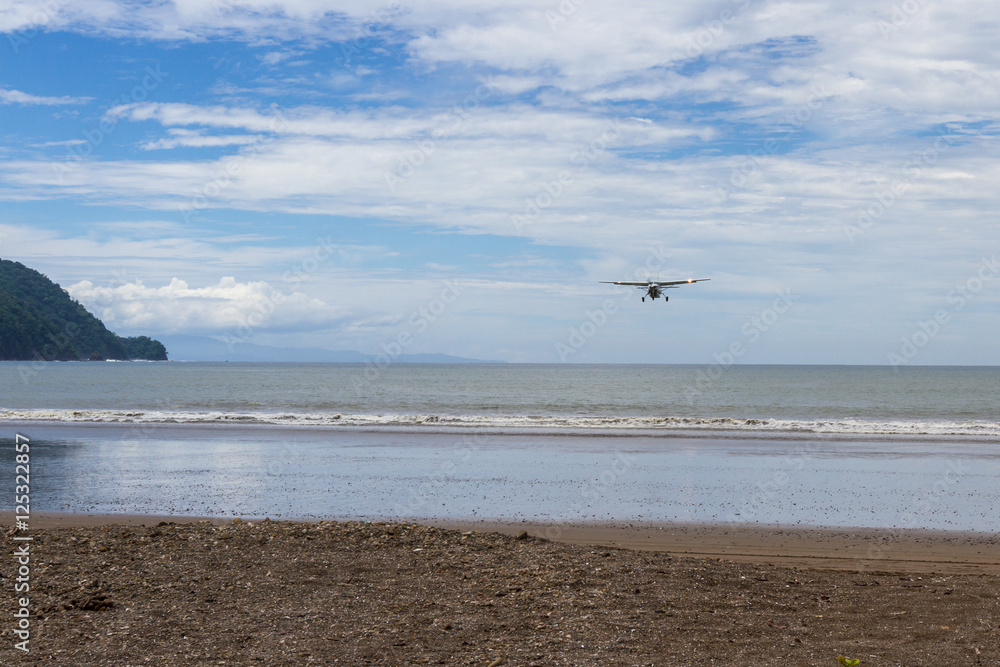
[{"left": 1, "top": 0, "right": 997, "bottom": 364}]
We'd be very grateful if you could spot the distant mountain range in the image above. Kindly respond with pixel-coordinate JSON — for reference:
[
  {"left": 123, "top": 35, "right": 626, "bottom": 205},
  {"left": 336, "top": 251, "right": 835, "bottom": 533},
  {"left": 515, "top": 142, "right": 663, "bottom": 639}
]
[
  {"left": 0, "top": 259, "right": 167, "bottom": 361},
  {"left": 154, "top": 334, "right": 502, "bottom": 363}
]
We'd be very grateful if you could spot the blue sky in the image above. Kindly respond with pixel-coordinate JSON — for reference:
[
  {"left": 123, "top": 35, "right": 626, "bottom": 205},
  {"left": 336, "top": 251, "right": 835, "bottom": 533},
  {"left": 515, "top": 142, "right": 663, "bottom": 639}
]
[{"left": 1, "top": 0, "right": 998, "bottom": 364}]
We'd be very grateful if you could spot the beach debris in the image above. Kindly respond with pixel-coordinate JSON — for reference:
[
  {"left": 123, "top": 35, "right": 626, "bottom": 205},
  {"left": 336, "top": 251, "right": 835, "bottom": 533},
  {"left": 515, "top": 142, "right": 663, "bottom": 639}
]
[{"left": 65, "top": 593, "right": 114, "bottom": 612}]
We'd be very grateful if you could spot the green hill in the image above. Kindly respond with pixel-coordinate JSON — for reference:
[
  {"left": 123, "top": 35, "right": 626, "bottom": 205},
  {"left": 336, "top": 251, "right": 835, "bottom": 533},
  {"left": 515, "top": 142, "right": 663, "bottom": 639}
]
[{"left": 0, "top": 259, "right": 167, "bottom": 361}]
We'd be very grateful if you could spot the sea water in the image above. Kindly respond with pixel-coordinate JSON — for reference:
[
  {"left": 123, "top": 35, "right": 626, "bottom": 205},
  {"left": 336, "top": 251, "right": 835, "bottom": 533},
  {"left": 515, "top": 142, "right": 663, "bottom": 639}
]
[
  {"left": 3, "top": 363, "right": 999, "bottom": 527},
  {"left": 2, "top": 362, "right": 999, "bottom": 436}
]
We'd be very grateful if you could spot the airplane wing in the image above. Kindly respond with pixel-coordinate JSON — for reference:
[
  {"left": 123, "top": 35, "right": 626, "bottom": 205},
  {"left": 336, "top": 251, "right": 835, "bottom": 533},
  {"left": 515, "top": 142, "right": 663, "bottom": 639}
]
[
  {"left": 653, "top": 278, "right": 710, "bottom": 286},
  {"left": 599, "top": 281, "right": 652, "bottom": 286},
  {"left": 599, "top": 279, "right": 710, "bottom": 286}
]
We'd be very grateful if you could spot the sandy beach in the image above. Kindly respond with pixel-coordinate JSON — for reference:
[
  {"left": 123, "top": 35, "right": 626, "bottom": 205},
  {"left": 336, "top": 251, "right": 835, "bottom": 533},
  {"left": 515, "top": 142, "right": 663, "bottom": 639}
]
[
  {"left": 9, "top": 510, "right": 999, "bottom": 575},
  {"left": 2, "top": 512, "right": 998, "bottom": 665}
]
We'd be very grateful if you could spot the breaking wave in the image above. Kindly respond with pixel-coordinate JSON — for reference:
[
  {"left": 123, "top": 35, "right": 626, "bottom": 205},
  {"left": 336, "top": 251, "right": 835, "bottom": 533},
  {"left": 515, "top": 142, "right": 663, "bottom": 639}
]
[{"left": 3, "top": 409, "right": 1000, "bottom": 437}]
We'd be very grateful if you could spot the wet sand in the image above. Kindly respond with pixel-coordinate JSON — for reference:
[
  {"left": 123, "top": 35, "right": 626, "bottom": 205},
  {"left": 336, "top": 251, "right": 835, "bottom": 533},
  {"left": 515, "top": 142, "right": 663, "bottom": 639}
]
[
  {"left": 7, "top": 421, "right": 1000, "bottom": 532},
  {"left": 444, "top": 520, "right": 1000, "bottom": 575}
]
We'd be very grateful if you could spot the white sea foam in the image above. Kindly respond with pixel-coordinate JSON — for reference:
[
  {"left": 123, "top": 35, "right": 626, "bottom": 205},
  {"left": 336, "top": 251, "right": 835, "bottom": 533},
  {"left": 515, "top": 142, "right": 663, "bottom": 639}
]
[{"left": 3, "top": 409, "right": 999, "bottom": 437}]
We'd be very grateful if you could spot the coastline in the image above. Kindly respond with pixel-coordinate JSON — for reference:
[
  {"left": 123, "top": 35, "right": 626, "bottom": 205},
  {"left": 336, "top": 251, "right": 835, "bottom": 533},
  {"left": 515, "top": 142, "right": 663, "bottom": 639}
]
[{"left": 6, "top": 511, "right": 998, "bottom": 575}]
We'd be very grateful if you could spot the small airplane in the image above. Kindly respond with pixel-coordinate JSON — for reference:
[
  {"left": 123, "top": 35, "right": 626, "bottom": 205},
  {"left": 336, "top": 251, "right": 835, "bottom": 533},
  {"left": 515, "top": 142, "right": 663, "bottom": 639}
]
[{"left": 601, "top": 278, "right": 710, "bottom": 302}]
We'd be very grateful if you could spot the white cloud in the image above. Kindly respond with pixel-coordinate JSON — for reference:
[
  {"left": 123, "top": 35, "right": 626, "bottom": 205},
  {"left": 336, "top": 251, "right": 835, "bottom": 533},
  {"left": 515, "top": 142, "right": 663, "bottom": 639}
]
[
  {"left": 0, "top": 0, "right": 361, "bottom": 41},
  {"left": 33, "top": 139, "right": 89, "bottom": 147},
  {"left": 258, "top": 48, "right": 304, "bottom": 65},
  {"left": 139, "top": 128, "right": 264, "bottom": 150},
  {"left": 6, "top": 1, "right": 999, "bottom": 128},
  {"left": 67, "top": 276, "right": 341, "bottom": 335},
  {"left": 0, "top": 88, "right": 90, "bottom": 105},
  {"left": 4, "top": 103, "right": 713, "bottom": 225}
]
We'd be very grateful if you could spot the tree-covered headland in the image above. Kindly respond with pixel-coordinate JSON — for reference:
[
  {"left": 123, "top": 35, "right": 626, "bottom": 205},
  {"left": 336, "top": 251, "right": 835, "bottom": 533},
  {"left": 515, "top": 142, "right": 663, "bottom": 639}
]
[{"left": 0, "top": 259, "right": 168, "bottom": 361}]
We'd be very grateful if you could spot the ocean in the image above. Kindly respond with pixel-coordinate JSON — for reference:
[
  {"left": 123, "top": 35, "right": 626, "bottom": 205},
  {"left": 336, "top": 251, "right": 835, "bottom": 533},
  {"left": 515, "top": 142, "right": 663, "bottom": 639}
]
[
  {"left": 3, "top": 362, "right": 998, "bottom": 529},
  {"left": 2, "top": 362, "right": 999, "bottom": 436}
]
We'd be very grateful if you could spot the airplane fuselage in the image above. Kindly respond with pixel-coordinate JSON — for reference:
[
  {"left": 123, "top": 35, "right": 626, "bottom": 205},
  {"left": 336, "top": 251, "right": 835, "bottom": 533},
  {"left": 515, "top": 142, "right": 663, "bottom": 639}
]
[{"left": 642, "top": 284, "right": 670, "bottom": 302}]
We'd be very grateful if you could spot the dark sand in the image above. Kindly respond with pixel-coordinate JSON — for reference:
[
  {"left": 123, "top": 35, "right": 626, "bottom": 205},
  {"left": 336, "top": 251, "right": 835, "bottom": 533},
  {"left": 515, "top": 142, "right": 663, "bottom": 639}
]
[
  {"left": 11, "top": 512, "right": 1000, "bottom": 575},
  {"left": 439, "top": 520, "right": 1000, "bottom": 576},
  {"left": 2, "top": 512, "right": 998, "bottom": 665}
]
